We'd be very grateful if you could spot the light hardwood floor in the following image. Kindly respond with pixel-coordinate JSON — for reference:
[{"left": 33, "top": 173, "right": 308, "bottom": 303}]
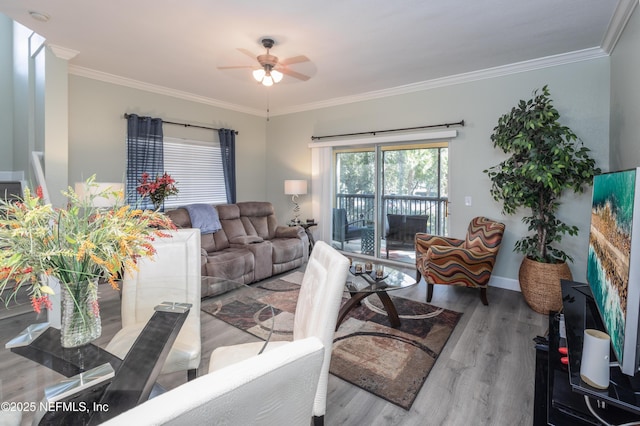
[{"left": 0, "top": 265, "right": 547, "bottom": 426}]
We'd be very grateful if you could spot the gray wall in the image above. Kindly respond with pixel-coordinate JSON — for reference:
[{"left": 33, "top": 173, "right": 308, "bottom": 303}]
[
  {"left": 267, "top": 59, "right": 611, "bottom": 283},
  {"left": 68, "top": 75, "right": 268, "bottom": 203},
  {"left": 611, "top": 5, "right": 640, "bottom": 170}
]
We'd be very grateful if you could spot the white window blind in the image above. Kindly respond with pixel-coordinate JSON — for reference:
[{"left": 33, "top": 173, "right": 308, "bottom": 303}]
[{"left": 163, "top": 136, "right": 227, "bottom": 207}]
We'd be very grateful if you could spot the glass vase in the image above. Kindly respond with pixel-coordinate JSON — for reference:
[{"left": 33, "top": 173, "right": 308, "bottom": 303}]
[{"left": 60, "top": 280, "right": 102, "bottom": 348}]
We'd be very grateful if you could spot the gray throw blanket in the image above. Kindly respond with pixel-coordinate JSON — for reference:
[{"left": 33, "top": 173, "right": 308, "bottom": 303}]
[{"left": 184, "top": 204, "right": 221, "bottom": 235}]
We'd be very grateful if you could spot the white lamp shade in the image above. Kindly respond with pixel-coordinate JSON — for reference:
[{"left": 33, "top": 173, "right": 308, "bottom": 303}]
[
  {"left": 75, "top": 182, "right": 124, "bottom": 208},
  {"left": 284, "top": 180, "right": 308, "bottom": 195}
]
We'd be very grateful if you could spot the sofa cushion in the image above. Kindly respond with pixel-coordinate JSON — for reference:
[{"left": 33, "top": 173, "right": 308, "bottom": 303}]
[
  {"left": 202, "top": 231, "right": 231, "bottom": 252},
  {"left": 204, "top": 248, "right": 254, "bottom": 285},
  {"left": 165, "top": 208, "right": 192, "bottom": 228},
  {"left": 271, "top": 238, "right": 304, "bottom": 264},
  {"left": 229, "top": 235, "right": 263, "bottom": 245},
  {"left": 237, "top": 202, "right": 279, "bottom": 240},
  {"left": 217, "top": 204, "right": 250, "bottom": 243}
]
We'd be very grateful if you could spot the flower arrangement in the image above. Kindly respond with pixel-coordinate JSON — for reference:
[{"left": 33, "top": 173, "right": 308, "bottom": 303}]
[
  {"left": 0, "top": 175, "right": 176, "bottom": 315},
  {"left": 136, "top": 172, "right": 179, "bottom": 210}
]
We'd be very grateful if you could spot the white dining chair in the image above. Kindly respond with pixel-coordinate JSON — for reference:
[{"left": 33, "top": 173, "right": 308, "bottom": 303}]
[
  {"left": 208, "top": 240, "right": 349, "bottom": 426},
  {"left": 101, "top": 337, "right": 324, "bottom": 426},
  {"left": 106, "top": 228, "right": 202, "bottom": 381}
]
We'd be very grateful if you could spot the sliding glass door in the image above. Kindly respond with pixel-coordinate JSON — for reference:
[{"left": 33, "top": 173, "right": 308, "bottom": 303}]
[{"left": 332, "top": 142, "right": 448, "bottom": 264}]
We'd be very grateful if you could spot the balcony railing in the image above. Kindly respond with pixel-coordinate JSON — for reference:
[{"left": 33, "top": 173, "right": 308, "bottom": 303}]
[{"left": 335, "top": 193, "right": 448, "bottom": 236}]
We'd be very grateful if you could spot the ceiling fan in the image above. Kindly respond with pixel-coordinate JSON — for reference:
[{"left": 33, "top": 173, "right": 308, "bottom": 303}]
[{"left": 218, "top": 38, "right": 311, "bottom": 86}]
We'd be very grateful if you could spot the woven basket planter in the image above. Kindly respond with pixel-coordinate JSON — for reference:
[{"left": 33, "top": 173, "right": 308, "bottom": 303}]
[{"left": 519, "top": 257, "right": 573, "bottom": 314}]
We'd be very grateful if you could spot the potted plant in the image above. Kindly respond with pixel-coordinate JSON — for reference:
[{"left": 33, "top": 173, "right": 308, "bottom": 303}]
[
  {"left": 0, "top": 176, "right": 176, "bottom": 347},
  {"left": 136, "top": 172, "right": 179, "bottom": 211},
  {"left": 484, "top": 86, "right": 600, "bottom": 314}
]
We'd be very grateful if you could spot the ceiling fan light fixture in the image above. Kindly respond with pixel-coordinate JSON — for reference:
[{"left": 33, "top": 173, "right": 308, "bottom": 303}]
[
  {"left": 262, "top": 75, "right": 274, "bottom": 87},
  {"left": 218, "top": 36, "right": 311, "bottom": 86},
  {"left": 253, "top": 68, "right": 266, "bottom": 82},
  {"left": 271, "top": 69, "right": 283, "bottom": 83},
  {"left": 254, "top": 63, "right": 281, "bottom": 86}
]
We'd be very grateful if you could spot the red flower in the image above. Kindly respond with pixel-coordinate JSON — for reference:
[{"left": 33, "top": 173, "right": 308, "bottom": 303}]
[
  {"left": 136, "top": 172, "right": 178, "bottom": 208},
  {"left": 31, "top": 295, "right": 52, "bottom": 314}
]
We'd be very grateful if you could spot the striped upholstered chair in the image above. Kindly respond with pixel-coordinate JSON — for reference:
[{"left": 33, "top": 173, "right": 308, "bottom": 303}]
[{"left": 415, "top": 216, "right": 505, "bottom": 305}]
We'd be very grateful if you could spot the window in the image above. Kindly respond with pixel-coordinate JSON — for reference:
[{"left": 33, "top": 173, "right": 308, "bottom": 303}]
[
  {"left": 163, "top": 136, "right": 228, "bottom": 207},
  {"left": 333, "top": 142, "right": 448, "bottom": 263}
]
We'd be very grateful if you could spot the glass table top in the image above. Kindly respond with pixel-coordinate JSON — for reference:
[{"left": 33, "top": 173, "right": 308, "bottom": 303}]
[{"left": 347, "top": 264, "right": 416, "bottom": 293}]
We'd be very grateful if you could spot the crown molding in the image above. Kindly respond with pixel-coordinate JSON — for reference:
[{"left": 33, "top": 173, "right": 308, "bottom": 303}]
[
  {"left": 70, "top": 47, "right": 608, "bottom": 118},
  {"left": 68, "top": 65, "right": 265, "bottom": 117},
  {"left": 64, "top": 1, "right": 638, "bottom": 119},
  {"left": 47, "top": 44, "right": 79, "bottom": 60},
  {"left": 271, "top": 47, "right": 608, "bottom": 116},
  {"left": 601, "top": 0, "right": 639, "bottom": 54}
]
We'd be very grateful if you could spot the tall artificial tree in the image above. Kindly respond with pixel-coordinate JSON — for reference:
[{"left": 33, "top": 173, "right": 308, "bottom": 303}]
[{"left": 484, "top": 86, "right": 600, "bottom": 264}]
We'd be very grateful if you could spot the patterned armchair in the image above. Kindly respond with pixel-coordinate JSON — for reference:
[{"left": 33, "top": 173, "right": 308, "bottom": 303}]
[{"left": 415, "top": 216, "right": 505, "bottom": 305}]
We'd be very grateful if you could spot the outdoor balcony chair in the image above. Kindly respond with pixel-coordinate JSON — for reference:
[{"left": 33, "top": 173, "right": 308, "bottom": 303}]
[
  {"left": 332, "top": 207, "right": 367, "bottom": 250},
  {"left": 385, "top": 214, "right": 428, "bottom": 258}
]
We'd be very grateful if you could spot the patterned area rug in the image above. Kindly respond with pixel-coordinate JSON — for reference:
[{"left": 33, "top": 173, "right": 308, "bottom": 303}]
[{"left": 201, "top": 271, "right": 462, "bottom": 410}]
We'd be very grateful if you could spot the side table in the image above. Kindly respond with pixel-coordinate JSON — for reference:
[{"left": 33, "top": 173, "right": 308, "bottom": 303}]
[{"left": 290, "top": 221, "right": 317, "bottom": 252}]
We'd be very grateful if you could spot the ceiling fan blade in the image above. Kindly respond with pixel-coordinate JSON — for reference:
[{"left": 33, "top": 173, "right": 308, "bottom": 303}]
[
  {"left": 279, "top": 67, "right": 311, "bottom": 81},
  {"left": 237, "top": 48, "right": 257, "bottom": 60},
  {"left": 280, "top": 55, "right": 310, "bottom": 66},
  {"left": 217, "top": 65, "right": 255, "bottom": 70}
]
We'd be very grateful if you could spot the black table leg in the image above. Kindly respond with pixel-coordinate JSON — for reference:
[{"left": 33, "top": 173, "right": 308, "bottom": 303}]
[{"left": 377, "top": 291, "right": 401, "bottom": 328}]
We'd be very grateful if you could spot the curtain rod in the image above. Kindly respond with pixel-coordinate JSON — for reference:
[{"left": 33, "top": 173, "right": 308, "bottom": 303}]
[
  {"left": 310, "top": 120, "right": 464, "bottom": 141},
  {"left": 123, "top": 113, "right": 238, "bottom": 135}
]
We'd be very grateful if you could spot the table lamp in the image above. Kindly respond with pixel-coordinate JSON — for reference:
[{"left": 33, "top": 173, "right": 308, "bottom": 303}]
[{"left": 284, "top": 179, "right": 307, "bottom": 224}]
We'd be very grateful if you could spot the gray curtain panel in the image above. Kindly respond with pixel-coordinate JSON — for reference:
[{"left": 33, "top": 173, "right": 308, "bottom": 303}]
[
  {"left": 218, "top": 128, "right": 236, "bottom": 204},
  {"left": 126, "top": 114, "right": 164, "bottom": 209}
]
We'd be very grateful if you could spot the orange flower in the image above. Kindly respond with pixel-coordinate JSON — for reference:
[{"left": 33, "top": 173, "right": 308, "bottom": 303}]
[{"left": 0, "top": 176, "right": 174, "bottom": 314}]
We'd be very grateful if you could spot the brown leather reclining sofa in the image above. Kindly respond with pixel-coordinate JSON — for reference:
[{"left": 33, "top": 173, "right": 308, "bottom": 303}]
[{"left": 165, "top": 201, "right": 309, "bottom": 297}]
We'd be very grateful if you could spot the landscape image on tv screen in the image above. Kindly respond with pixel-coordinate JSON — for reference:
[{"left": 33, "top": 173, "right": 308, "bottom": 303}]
[{"left": 588, "top": 169, "right": 636, "bottom": 365}]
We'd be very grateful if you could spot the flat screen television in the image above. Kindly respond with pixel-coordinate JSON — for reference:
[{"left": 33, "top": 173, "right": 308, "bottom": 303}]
[{"left": 587, "top": 167, "right": 640, "bottom": 376}]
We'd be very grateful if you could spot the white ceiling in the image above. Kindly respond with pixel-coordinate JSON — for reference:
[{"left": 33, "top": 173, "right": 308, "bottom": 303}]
[{"left": 0, "top": 0, "right": 631, "bottom": 116}]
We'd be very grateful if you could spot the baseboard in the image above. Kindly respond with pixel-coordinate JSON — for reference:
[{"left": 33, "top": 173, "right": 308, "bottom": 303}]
[{"left": 489, "top": 275, "right": 521, "bottom": 292}]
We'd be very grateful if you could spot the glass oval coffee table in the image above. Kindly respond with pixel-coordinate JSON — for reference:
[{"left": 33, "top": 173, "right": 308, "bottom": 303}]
[{"left": 336, "top": 264, "right": 417, "bottom": 331}]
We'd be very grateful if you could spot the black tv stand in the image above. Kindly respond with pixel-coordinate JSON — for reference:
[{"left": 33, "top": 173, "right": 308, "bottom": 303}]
[
  {"left": 569, "top": 283, "right": 593, "bottom": 300},
  {"left": 534, "top": 280, "right": 640, "bottom": 425}
]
